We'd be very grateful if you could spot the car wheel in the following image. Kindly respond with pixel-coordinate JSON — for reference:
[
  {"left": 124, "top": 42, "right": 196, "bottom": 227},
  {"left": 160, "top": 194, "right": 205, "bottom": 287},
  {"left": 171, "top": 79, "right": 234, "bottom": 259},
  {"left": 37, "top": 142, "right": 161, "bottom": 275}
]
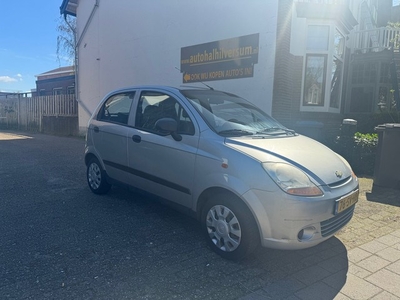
[
  {"left": 201, "top": 193, "right": 259, "bottom": 260},
  {"left": 87, "top": 157, "right": 111, "bottom": 194}
]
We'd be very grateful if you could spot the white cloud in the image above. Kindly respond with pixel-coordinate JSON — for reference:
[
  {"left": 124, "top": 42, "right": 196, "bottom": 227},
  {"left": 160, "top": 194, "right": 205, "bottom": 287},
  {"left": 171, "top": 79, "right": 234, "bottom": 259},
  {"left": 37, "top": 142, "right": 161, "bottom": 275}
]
[
  {"left": 16, "top": 74, "right": 23, "bottom": 81},
  {"left": 0, "top": 76, "right": 17, "bottom": 83}
]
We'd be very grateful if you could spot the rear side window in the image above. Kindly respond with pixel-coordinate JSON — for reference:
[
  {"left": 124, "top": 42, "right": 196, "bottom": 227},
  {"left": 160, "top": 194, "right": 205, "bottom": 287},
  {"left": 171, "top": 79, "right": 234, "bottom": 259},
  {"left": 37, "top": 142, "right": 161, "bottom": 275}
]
[{"left": 98, "top": 92, "right": 135, "bottom": 125}]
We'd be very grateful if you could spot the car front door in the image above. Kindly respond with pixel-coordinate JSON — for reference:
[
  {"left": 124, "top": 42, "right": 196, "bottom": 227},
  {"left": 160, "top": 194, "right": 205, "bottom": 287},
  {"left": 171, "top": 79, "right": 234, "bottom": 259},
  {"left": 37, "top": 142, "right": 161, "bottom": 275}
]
[{"left": 126, "top": 90, "right": 199, "bottom": 208}]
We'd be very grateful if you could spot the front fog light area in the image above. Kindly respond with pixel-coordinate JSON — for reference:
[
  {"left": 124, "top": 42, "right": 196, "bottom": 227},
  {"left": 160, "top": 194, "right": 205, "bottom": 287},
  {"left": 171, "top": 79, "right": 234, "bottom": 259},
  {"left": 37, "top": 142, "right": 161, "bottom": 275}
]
[
  {"left": 298, "top": 226, "right": 317, "bottom": 241},
  {"left": 262, "top": 162, "right": 323, "bottom": 196}
]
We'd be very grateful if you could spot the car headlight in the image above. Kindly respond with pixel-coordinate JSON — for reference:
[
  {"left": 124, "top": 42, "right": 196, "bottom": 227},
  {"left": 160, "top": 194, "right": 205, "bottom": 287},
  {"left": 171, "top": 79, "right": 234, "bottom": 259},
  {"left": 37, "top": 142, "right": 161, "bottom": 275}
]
[{"left": 262, "top": 162, "right": 323, "bottom": 196}]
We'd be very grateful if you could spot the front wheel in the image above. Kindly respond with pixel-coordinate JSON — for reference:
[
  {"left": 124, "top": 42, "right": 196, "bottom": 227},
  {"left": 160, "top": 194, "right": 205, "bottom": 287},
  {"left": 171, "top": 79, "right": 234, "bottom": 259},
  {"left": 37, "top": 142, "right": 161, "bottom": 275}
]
[
  {"left": 201, "top": 193, "right": 259, "bottom": 260},
  {"left": 87, "top": 157, "right": 111, "bottom": 195}
]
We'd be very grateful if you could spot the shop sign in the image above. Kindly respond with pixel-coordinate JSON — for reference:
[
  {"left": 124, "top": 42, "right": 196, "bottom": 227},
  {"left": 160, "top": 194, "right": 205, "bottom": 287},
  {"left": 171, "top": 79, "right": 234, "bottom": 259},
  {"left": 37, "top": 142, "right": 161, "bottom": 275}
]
[{"left": 180, "top": 33, "right": 259, "bottom": 83}]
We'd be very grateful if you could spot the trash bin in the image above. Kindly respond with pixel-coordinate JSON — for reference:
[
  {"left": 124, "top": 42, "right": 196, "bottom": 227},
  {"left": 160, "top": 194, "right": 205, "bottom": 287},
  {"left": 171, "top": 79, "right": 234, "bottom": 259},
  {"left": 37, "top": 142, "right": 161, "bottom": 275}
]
[
  {"left": 295, "top": 121, "right": 324, "bottom": 140},
  {"left": 373, "top": 123, "right": 400, "bottom": 189},
  {"left": 341, "top": 119, "right": 357, "bottom": 137}
]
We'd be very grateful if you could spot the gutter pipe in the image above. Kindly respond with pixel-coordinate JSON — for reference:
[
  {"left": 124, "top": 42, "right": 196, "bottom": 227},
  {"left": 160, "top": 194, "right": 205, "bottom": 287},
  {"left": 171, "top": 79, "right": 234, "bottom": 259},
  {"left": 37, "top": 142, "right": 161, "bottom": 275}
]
[{"left": 63, "top": 0, "right": 100, "bottom": 118}]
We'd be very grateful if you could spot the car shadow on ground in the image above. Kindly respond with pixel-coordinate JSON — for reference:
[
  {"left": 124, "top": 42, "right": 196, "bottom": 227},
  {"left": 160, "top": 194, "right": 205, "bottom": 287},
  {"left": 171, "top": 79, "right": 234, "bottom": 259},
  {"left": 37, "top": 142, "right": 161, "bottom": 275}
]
[
  {"left": 97, "top": 186, "right": 350, "bottom": 299},
  {"left": 239, "top": 237, "right": 348, "bottom": 299},
  {"left": 366, "top": 184, "right": 400, "bottom": 207}
]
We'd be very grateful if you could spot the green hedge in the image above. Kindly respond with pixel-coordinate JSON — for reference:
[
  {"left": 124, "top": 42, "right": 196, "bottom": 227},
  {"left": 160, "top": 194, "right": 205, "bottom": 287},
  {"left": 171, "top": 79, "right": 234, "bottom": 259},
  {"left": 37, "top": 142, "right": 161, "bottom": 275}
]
[{"left": 334, "top": 132, "right": 378, "bottom": 177}]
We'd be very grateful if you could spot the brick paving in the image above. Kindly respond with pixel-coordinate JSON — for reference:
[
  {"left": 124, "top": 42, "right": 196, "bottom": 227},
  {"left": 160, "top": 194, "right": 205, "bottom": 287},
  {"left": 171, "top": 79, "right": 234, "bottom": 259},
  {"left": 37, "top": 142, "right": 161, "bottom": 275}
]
[
  {"left": 1, "top": 131, "right": 400, "bottom": 299},
  {"left": 242, "top": 178, "right": 400, "bottom": 300},
  {"left": 337, "top": 178, "right": 400, "bottom": 249},
  {"left": 331, "top": 178, "right": 400, "bottom": 300}
]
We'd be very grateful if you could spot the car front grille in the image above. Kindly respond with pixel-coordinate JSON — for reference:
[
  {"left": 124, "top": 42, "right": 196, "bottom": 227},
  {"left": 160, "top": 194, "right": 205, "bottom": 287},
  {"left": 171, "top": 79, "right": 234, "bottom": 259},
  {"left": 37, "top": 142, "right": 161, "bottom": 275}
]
[{"left": 320, "top": 205, "right": 355, "bottom": 237}]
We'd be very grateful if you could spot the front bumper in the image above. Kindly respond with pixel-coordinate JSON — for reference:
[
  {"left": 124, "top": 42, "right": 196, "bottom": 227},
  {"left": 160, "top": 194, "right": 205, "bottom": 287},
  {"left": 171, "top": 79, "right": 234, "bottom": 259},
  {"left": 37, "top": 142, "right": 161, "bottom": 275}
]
[{"left": 242, "top": 183, "right": 359, "bottom": 250}]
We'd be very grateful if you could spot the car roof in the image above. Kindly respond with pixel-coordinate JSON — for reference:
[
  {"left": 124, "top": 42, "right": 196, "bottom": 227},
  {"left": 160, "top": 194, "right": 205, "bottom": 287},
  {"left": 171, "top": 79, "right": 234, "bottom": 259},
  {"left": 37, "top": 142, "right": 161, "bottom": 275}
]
[{"left": 102, "top": 85, "right": 219, "bottom": 99}]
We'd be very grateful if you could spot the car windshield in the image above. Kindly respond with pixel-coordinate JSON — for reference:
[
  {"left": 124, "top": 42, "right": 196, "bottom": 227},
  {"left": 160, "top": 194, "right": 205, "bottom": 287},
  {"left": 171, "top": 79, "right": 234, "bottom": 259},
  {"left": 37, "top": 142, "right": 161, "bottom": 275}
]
[{"left": 180, "top": 89, "right": 293, "bottom": 137}]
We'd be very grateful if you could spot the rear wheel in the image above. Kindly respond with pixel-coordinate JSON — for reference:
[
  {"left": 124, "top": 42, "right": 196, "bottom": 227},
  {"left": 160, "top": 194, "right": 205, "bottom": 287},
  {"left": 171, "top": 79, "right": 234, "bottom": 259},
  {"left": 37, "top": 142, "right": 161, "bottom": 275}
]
[
  {"left": 87, "top": 157, "right": 111, "bottom": 194},
  {"left": 201, "top": 193, "right": 259, "bottom": 260}
]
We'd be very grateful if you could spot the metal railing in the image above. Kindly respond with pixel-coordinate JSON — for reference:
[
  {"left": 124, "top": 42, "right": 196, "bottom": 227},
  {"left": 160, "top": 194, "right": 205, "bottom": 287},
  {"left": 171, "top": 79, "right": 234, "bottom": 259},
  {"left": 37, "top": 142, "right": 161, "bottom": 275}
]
[
  {"left": 351, "top": 27, "right": 400, "bottom": 53},
  {"left": 295, "top": 0, "right": 347, "bottom": 4}
]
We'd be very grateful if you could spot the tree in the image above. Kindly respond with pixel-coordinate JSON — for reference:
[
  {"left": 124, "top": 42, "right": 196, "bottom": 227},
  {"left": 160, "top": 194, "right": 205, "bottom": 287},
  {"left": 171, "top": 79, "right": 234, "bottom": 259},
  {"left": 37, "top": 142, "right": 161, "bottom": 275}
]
[{"left": 56, "top": 15, "right": 76, "bottom": 66}]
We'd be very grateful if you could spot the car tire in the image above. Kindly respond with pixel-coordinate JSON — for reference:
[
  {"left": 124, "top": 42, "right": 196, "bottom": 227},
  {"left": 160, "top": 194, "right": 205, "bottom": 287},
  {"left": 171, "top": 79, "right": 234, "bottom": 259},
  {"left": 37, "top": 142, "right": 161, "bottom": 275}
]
[
  {"left": 87, "top": 157, "right": 111, "bottom": 195},
  {"left": 201, "top": 193, "right": 259, "bottom": 260}
]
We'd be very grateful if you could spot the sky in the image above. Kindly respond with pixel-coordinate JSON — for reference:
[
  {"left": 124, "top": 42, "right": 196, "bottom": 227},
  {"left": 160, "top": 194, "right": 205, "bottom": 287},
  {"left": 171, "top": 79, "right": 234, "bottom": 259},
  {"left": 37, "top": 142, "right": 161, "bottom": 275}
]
[
  {"left": 1, "top": 0, "right": 399, "bottom": 93},
  {"left": 0, "top": 0, "right": 70, "bottom": 93}
]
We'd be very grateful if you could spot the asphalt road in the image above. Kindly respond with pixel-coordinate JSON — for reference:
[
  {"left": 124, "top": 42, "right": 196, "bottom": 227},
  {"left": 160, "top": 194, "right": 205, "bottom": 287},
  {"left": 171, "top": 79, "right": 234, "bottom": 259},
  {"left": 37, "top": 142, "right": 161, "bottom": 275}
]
[{"left": 0, "top": 131, "right": 349, "bottom": 300}]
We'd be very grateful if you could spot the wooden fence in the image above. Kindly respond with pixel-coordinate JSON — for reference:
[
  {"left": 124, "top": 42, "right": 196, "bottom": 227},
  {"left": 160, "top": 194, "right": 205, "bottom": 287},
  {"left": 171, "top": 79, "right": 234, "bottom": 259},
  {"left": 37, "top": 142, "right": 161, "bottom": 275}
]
[{"left": 0, "top": 95, "right": 78, "bottom": 135}]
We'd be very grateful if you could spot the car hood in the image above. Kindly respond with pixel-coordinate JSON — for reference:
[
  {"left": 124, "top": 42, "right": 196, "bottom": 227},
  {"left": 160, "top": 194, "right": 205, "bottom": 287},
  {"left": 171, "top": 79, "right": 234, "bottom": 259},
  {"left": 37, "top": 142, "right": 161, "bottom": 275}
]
[{"left": 225, "top": 135, "right": 352, "bottom": 185}]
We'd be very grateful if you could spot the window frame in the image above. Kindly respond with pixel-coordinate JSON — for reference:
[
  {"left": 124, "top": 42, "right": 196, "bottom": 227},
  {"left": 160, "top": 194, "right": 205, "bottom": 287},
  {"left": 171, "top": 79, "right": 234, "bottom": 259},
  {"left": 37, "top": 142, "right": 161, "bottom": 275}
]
[
  {"left": 300, "top": 22, "right": 345, "bottom": 113},
  {"left": 303, "top": 54, "right": 328, "bottom": 107},
  {"left": 53, "top": 88, "right": 63, "bottom": 96},
  {"left": 134, "top": 91, "right": 195, "bottom": 136},
  {"left": 97, "top": 92, "right": 135, "bottom": 125}
]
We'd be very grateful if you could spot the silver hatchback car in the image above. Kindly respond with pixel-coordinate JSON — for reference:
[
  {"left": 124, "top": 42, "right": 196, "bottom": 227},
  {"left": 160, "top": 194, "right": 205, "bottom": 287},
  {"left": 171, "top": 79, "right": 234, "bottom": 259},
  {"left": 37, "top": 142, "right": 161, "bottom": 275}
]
[{"left": 85, "top": 86, "right": 359, "bottom": 260}]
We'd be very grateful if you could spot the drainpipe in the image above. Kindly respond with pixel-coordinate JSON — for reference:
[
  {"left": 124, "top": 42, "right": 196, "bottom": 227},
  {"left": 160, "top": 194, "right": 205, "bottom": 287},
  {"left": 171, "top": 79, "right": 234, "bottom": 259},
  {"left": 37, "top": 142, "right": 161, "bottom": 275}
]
[
  {"left": 76, "top": 0, "right": 100, "bottom": 49},
  {"left": 63, "top": 0, "right": 100, "bottom": 119}
]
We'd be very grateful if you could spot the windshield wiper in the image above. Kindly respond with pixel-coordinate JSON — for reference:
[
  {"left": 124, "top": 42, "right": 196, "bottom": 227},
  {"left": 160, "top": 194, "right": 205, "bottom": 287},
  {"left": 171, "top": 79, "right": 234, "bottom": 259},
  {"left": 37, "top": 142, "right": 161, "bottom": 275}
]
[
  {"left": 257, "top": 127, "right": 296, "bottom": 136},
  {"left": 218, "top": 129, "right": 254, "bottom": 136}
]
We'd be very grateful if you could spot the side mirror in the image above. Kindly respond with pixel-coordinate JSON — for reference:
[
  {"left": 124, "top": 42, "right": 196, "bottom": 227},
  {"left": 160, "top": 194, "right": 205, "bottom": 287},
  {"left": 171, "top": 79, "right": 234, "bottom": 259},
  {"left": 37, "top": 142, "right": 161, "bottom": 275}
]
[{"left": 155, "top": 118, "right": 182, "bottom": 141}]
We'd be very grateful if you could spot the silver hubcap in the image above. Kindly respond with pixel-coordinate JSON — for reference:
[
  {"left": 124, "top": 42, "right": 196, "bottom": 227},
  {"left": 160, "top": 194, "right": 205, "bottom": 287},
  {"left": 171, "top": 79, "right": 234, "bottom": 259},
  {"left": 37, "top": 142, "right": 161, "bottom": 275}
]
[
  {"left": 88, "top": 162, "right": 101, "bottom": 190},
  {"left": 206, "top": 205, "right": 241, "bottom": 252}
]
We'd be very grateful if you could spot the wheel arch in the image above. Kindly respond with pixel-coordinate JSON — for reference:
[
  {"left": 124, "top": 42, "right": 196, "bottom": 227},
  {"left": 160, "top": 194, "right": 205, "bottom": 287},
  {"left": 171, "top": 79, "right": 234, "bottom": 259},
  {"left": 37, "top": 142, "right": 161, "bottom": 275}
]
[
  {"left": 85, "top": 152, "right": 99, "bottom": 166},
  {"left": 196, "top": 187, "right": 257, "bottom": 227}
]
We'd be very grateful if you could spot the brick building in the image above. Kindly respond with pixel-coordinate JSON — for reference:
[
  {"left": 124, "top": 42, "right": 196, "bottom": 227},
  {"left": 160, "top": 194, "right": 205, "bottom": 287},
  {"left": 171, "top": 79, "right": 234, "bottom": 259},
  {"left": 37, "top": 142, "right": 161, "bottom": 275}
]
[{"left": 35, "top": 66, "right": 75, "bottom": 96}]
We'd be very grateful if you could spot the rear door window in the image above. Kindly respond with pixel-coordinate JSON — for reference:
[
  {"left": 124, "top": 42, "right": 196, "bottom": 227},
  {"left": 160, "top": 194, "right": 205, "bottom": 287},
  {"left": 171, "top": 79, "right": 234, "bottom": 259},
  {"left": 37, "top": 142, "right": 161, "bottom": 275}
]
[{"left": 98, "top": 92, "right": 135, "bottom": 125}]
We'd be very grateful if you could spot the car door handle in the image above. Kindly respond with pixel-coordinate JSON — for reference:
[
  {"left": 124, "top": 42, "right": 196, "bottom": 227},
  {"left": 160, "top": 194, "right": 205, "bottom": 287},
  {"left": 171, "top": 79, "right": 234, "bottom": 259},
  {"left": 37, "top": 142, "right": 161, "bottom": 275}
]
[
  {"left": 93, "top": 126, "right": 100, "bottom": 133},
  {"left": 132, "top": 135, "right": 141, "bottom": 143}
]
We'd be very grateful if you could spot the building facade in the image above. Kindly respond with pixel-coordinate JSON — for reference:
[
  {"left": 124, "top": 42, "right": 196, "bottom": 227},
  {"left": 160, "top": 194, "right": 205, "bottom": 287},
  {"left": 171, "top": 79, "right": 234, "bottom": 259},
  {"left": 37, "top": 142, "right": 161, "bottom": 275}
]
[
  {"left": 35, "top": 66, "right": 75, "bottom": 96},
  {"left": 60, "top": 0, "right": 400, "bottom": 137}
]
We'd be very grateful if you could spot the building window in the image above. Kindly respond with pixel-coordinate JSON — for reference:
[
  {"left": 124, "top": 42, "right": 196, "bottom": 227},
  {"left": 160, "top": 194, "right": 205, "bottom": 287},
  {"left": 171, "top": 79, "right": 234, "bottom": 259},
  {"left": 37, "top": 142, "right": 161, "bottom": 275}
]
[
  {"left": 349, "top": 61, "right": 391, "bottom": 113},
  {"left": 380, "top": 63, "right": 390, "bottom": 84},
  {"left": 352, "top": 64, "right": 364, "bottom": 84},
  {"left": 301, "top": 25, "right": 345, "bottom": 112},
  {"left": 330, "top": 57, "right": 343, "bottom": 109},
  {"left": 350, "top": 86, "right": 373, "bottom": 112},
  {"left": 53, "top": 88, "right": 63, "bottom": 96},
  {"left": 67, "top": 86, "right": 75, "bottom": 95},
  {"left": 303, "top": 54, "right": 327, "bottom": 106},
  {"left": 307, "top": 25, "right": 329, "bottom": 51},
  {"left": 334, "top": 29, "right": 345, "bottom": 58},
  {"left": 330, "top": 29, "right": 345, "bottom": 109}
]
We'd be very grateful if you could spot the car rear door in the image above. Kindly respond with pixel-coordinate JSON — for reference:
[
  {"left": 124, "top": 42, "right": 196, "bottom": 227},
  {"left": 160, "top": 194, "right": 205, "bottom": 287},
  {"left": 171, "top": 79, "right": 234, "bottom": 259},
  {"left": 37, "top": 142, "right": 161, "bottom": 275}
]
[{"left": 89, "top": 91, "right": 136, "bottom": 184}]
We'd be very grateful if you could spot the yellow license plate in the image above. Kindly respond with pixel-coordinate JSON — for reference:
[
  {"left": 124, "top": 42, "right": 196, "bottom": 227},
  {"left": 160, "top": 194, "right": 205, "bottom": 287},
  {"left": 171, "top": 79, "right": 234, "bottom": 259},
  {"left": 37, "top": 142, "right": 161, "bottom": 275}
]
[{"left": 336, "top": 190, "right": 359, "bottom": 214}]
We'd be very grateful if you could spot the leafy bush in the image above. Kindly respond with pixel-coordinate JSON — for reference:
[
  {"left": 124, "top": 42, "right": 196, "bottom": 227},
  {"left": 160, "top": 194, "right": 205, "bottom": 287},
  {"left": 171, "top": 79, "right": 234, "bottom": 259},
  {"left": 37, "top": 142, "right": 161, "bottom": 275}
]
[
  {"left": 352, "top": 132, "right": 378, "bottom": 176},
  {"left": 354, "top": 132, "right": 378, "bottom": 148},
  {"left": 335, "top": 132, "right": 378, "bottom": 176}
]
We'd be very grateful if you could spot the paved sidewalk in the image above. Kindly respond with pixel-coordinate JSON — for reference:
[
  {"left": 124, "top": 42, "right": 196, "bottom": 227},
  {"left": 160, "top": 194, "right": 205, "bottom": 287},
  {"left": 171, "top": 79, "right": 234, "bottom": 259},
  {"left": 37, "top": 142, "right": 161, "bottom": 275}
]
[
  {"left": 334, "top": 178, "right": 400, "bottom": 299},
  {"left": 240, "top": 178, "right": 400, "bottom": 300}
]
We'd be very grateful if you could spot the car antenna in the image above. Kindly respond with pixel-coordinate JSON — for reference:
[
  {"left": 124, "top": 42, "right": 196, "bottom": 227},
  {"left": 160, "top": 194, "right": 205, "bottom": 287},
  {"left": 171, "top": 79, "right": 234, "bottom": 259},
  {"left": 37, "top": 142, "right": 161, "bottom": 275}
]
[{"left": 175, "top": 67, "right": 214, "bottom": 90}]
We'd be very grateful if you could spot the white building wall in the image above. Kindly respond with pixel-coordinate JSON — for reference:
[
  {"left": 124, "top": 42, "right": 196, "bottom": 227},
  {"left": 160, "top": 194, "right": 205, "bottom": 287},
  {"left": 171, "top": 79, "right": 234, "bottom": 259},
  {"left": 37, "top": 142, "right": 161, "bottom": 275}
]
[{"left": 75, "top": 0, "right": 279, "bottom": 132}]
